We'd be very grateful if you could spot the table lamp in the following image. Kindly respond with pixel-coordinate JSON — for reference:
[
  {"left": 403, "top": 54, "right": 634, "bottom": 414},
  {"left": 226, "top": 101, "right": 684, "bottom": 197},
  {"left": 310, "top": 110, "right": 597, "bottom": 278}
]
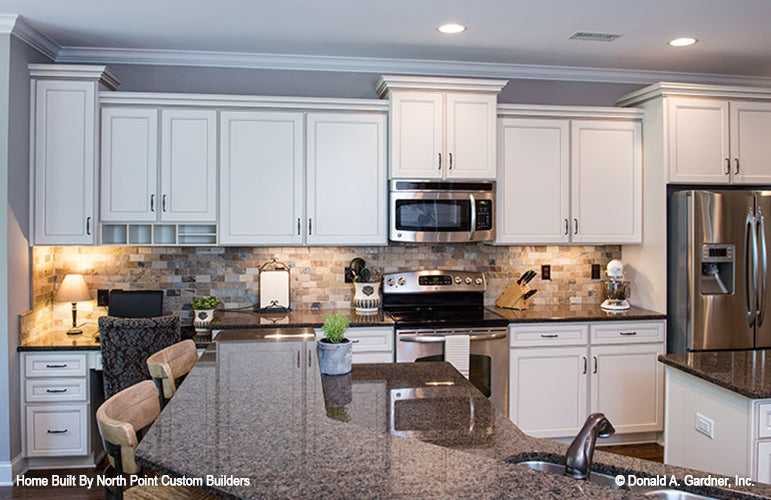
[{"left": 54, "top": 274, "right": 91, "bottom": 335}]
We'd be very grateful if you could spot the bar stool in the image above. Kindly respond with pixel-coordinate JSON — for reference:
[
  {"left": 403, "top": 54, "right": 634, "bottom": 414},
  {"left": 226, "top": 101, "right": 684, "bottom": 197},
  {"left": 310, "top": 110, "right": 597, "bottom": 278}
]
[
  {"left": 146, "top": 339, "right": 198, "bottom": 408},
  {"left": 96, "top": 380, "right": 212, "bottom": 500}
]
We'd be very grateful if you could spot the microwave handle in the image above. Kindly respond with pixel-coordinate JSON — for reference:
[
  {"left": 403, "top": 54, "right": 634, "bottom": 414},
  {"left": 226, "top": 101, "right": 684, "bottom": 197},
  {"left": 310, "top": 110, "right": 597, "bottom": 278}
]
[{"left": 468, "top": 194, "right": 476, "bottom": 240}]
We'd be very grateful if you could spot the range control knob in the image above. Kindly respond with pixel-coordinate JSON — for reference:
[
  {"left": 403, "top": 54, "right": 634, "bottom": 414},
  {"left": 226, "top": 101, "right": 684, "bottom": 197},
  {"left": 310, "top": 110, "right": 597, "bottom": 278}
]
[
  {"left": 475, "top": 278, "right": 483, "bottom": 285},
  {"left": 455, "top": 276, "right": 462, "bottom": 284},
  {"left": 398, "top": 277, "right": 406, "bottom": 285},
  {"left": 387, "top": 278, "right": 395, "bottom": 287},
  {"left": 465, "top": 277, "right": 472, "bottom": 284}
]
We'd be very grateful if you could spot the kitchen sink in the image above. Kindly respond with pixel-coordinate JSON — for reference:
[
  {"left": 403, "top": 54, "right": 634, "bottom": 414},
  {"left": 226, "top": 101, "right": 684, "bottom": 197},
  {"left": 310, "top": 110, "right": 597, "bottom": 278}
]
[
  {"left": 511, "top": 461, "right": 720, "bottom": 500},
  {"left": 514, "top": 460, "right": 623, "bottom": 489}
]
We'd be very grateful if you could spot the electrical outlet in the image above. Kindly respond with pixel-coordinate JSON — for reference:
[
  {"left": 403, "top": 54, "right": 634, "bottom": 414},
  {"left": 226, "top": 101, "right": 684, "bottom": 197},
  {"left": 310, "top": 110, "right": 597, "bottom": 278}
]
[
  {"left": 591, "top": 264, "right": 601, "bottom": 280},
  {"left": 541, "top": 265, "right": 551, "bottom": 281},
  {"left": 695, "top": 412, "right": 715, "bottom": 439},
  {"left": 97, "top": 289, "right": 110, "bottom": 307}
]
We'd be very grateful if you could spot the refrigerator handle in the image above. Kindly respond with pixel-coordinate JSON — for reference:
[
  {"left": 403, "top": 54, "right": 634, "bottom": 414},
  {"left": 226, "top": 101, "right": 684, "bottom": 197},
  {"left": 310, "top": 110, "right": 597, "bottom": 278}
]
[
  {"left": 758, "top": 209, "right": 767, "bottom": 327},
  {"left": 746, "top": 210, "right": 757, "bottom": 327}
]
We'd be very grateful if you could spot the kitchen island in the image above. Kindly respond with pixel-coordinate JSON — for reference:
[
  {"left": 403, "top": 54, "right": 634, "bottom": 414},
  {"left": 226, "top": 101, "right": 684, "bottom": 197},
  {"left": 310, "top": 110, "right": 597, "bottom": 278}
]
[
  {"left": 660, "top": 351, "right": 771, "bottom": 484},
  {"left": 134, "top": 329, "right": 769, "bottom": 499}
]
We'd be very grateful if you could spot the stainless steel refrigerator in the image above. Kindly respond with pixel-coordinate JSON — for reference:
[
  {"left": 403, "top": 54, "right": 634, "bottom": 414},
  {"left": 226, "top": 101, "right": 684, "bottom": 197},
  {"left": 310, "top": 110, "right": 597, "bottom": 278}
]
[{"left": 669, "top": 190, "right": 771, "bottom": 353}]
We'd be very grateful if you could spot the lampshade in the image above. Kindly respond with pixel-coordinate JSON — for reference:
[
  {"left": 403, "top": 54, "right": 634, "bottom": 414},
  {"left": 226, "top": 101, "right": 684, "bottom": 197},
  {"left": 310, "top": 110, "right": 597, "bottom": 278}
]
[{"left": 54, "top": 274, "right": 91, "bottom": 303}]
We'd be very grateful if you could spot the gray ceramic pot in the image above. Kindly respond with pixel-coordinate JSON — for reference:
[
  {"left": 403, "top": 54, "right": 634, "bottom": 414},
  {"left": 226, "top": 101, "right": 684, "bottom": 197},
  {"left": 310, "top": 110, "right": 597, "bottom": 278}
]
[{"left": 317, "top": 338, "right": 352, "bottom": 375}]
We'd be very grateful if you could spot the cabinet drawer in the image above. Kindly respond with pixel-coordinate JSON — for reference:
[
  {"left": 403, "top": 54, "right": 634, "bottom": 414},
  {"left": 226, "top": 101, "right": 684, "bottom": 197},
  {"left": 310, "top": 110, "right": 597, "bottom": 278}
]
[
  {"left": 25, "top": 354, "right": 87, "bottom": 378},
  {"left": 315, "top": 327, "right": 394, "bottom": 353},
  {"left": 590, "top": 321, "right": 665, "bottom": 344},
  {"left": 26, "top": 379, "right": 87, "bottom": 403},
  {"left": 757, "top": 402, "right": 771, "bottom": 439},
  {"left": 510, "top": 324, "right": 588, "bottom": 347},
  {"left": 25, "top": 405, "right": 88, "bottom": 457}
]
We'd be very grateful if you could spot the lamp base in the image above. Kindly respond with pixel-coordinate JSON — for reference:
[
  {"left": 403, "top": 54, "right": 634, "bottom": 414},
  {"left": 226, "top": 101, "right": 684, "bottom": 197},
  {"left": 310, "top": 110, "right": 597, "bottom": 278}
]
[{"left": 66, "top": 328, "right": 83, "bottom": 335}]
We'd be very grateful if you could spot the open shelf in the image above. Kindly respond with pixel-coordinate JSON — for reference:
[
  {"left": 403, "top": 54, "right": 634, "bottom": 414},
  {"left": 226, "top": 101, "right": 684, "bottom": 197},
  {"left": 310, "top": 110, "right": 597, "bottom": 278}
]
[{"left": 99, "top": 223, "right": 217, "bottom": 246}]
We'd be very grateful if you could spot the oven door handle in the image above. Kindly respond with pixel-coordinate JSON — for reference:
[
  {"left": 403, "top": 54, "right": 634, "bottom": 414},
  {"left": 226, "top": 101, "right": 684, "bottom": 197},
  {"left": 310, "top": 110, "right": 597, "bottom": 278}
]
[
  {"left": 468, "top": 194, "right": 476, "bottom": 241},
  {"left": 398, "top": 331, "right": 507, "bottom": 343}
]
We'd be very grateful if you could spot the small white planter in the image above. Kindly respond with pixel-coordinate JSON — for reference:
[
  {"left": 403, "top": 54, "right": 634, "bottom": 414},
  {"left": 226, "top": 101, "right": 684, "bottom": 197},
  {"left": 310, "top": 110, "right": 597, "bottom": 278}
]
[
  {"left": 193, "top": 309, "right": 215, "bottom": 334},
  {"left": 353, "top": 282, "right": 381, "bottom": 313}
]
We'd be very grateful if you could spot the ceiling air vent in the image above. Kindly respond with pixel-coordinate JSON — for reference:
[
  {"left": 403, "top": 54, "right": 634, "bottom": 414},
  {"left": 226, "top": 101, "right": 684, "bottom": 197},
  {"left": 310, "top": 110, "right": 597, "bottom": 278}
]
[{"left": 569, "top": 32, "right": 621, "bottom": 42}]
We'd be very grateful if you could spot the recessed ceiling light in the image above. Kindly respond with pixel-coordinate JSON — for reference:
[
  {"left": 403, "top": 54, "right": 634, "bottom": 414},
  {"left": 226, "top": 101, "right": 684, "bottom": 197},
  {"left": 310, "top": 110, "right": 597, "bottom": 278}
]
[
  {"left": 669, "top": 37, "right": 698, "bottom": 47},
  {"left": 437, "top": 23, "right": 467, "bottom": 34}
]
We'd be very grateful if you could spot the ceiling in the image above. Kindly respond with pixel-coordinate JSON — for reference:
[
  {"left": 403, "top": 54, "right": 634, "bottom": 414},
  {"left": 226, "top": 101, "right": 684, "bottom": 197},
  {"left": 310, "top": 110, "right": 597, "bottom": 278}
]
[{"left": 1, "top": 0, "right": 771, "bottom": 80}]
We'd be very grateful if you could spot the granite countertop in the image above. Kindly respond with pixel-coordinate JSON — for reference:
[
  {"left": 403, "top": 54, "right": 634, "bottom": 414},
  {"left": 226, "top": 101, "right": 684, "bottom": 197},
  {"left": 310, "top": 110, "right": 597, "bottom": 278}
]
[
  {"left": 135, "top": 328, "right": 768, "bottom": 500},
  {"left": 18, "top": 325, "right": 209, "bottom": 351},
  {"left": 659, "top": 350, "right": 771, "bottom": 399},
  {"left": 492, "top": 304, "right": 666, "bottom": 323},
  {"left": 211, "top": 308, "right": 394, "bottom": 329}
]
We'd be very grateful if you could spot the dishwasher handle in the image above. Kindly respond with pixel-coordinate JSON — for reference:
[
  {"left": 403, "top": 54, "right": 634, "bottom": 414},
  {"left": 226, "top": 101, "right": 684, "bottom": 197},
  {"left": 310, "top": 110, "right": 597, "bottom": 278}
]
[{"left": 398, "top": 331, "right": 507, "bottom": 343}]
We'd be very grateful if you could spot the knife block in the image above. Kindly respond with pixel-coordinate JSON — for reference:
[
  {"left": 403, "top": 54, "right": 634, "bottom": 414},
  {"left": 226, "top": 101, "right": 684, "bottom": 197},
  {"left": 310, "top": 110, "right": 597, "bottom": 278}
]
[{"left": 496, "top": 281, "right": 529, "bottom": 310}]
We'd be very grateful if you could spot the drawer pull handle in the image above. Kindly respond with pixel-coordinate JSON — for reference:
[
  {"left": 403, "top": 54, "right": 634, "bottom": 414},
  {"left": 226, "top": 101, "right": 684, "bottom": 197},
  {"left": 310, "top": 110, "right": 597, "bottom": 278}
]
[
  {"left": 45, "top": 389, "right": 68, "bottom": 393},
  {"left": 45, "top": 364, "right": 68, "bottom": 368},
  {"left": 593, "top": 356, "right": 598, "bottom": 374},
  {"left": 582, "top": 356, "right": 587, "bottom": 374},
  {"left": 47, "top": 429, "right": 68, "bottom": 434},
  {"left": 620, "top": 331, "right": 637, "bottom": 336},
  {"left": 541, "top": 334, "right": 559, "bottom": 338}
]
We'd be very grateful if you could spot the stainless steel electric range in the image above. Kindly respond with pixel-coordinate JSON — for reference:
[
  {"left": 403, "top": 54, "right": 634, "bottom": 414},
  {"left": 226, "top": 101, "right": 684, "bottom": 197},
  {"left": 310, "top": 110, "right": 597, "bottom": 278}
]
[{"left": 382, "top": 269, "right": 509, "bottom": 415}]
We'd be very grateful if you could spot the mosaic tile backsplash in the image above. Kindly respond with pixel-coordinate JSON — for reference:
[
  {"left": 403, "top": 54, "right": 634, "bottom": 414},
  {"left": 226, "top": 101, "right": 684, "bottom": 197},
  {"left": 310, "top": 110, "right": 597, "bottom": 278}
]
[{"left": 32, "top": 244, "right": 620, "bottom": 330}]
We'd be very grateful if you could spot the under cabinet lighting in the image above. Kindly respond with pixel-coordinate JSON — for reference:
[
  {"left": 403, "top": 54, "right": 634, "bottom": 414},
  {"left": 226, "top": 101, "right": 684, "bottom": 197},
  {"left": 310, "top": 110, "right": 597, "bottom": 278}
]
[
  {"left": 437, "top": 23, "right": 467, "bottom": 34},
  {"left": 669, "top": 37, "right": 698, "bottom": 47}
]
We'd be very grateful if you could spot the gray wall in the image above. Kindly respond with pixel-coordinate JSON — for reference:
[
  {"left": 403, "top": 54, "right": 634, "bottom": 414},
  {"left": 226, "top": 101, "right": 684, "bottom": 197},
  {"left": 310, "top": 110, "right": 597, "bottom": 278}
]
[
  {"left": 109, "top": 64, "right": 643, "bottom": 106},
  {"left": 0, "top": 33, "right": 11, "bottom": 478}
]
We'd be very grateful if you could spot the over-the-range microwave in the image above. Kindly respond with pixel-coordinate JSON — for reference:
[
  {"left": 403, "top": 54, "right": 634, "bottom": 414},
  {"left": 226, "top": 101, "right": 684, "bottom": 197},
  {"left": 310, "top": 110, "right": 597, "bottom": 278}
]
[{"left": 389, "top": 180, "right": 495, "bottom": 243}]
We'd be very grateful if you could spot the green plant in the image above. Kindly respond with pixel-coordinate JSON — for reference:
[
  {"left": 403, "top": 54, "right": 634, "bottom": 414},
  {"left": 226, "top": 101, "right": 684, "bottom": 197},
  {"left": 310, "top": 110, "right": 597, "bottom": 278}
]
[
  {"left": 321, "top": 313, "right": 350, "bottom": 343},
  {"left": 191, "top": 296, "right": 222, "bottom": 310}
]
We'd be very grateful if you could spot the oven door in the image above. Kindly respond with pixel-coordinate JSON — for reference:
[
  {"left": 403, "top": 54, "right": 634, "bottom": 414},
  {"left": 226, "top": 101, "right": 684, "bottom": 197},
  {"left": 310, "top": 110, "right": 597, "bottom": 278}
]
[
  {"left": 389, "top": 190, "right": 494, "bottom": 243},
  {"left": 395, "top": 329, "right": 508, "bottom": 415}
]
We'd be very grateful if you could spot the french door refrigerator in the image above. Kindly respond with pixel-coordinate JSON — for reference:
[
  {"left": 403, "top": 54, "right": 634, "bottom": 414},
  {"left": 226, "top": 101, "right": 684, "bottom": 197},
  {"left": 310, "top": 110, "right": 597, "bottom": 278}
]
[{"left": 669, "top": 190, "right": 771, "bottom": 353}]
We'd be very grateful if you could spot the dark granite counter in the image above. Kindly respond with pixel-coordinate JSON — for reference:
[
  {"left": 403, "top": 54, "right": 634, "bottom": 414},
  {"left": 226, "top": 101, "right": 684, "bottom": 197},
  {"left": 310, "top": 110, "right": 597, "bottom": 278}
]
[
  {"left": 659, "top": 350, "right": 771, "bottom": 399},
  {"left": 134, "top": 328, "right": 769, "bottom": 499},
  {"left": 493, "top": 304, "right": 666, "bottom": 323},
  {"left": 211, "top": 308, "right": 393, "bottom": 329},
  {"left": 18, "top": 325, "right": 209, "bottom": 351}
]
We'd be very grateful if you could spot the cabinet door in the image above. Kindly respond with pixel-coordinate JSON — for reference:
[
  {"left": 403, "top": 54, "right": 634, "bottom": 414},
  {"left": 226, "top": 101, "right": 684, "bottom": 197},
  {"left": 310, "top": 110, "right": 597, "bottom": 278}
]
[
  {"left": 497, "top": 118, "right": 570, "bottom": 244},
  {"left": 730, "top": 101, "right": 771, "bottom": 185},
  {"left": 756, "top": 441, "right": 771, "bottom": 483},
  {"left": 667, "top": 97, "right": 730, "bottom": 184},
  {"left": 389, "top": 92, "right": 443, "bottom": 179},
  {"left": 509, "top": 346, "right": 588, "bottom": 438},
  {"left": 161, "top": 109, "right": 218, "bottom": 222},
  {"left": 219, "top": 111, "right": 303, "bottom": 245},
  {"left": 33, "top": 80, "right": 97, "bottom": 245},
  {"left": 306, "top": 113, "right": 387, "bottom": 245},
  {"left": 445, "top": 93, "right": 497, "bottom": 179},
  {"left": 570, "top": 120, "right": 641, "bottom": 244},
  {"left": 590, "top": 343, "right": 664, "bottom": 434},
  {"left": 100, "top": 107, "right": 158, "bottom": 222}
]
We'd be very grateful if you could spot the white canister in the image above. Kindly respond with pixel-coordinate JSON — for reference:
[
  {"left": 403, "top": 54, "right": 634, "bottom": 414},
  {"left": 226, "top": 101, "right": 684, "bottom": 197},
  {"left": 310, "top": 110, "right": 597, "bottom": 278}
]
[{"left": 352, "top": 282, "right": 381, "bottom": 313}]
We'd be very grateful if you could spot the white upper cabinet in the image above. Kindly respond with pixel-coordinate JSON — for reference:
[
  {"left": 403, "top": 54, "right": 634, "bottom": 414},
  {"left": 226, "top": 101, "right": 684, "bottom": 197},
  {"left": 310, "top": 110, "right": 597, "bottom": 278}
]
[
  {"left": 101, "top": 107, "right": 217, "bottom": 224},
  {"left": 497, "top": 118, "right": 570, "bottom": 244},
  {"left": 730, "top": 101, "right": 771, "bottom": 185},
  {"left": 219, "top": 111, "right": 304, "bottom": 245},
  {"left": 667, "top": 98, "right": 730, "bottom": 184},
  {"left": 31, "top": 66, "right": 118, "bottom": 245},
  {"left": 306, "top": 113, "right": 387, "bottom": 245},
  {"left": 496, "top": 107, "right": 642, "bottom": 245},
  {"left": 377, "top": 76, "right": 507, "bottom": 181},
  {"left": 101, "top": 108, "right": 158, "bottom": 222},
  {"left": 160, "top": 109, "right": 218, "bottom": 222},
  {"left": 571, "top": 120, "right": 642, "bottom": 244}
]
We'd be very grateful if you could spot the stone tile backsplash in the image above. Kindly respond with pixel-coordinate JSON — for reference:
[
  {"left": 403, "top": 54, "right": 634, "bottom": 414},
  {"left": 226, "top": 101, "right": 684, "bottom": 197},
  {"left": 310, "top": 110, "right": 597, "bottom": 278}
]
[{"left": 32, "top": 244, "right": 620, "bottom": 328}]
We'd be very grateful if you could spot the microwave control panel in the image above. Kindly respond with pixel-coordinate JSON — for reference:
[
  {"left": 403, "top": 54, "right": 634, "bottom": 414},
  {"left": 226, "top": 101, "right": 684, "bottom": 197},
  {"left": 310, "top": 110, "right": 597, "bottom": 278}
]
[{"left": 475, "top": 200, "right": 493, "bottom": 230}]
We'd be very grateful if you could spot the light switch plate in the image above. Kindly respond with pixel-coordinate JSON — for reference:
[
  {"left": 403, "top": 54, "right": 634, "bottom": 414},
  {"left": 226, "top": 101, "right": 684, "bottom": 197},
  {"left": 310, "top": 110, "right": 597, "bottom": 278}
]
[{"left": 695, "top": 412, "right": 715, "bottom": 439}]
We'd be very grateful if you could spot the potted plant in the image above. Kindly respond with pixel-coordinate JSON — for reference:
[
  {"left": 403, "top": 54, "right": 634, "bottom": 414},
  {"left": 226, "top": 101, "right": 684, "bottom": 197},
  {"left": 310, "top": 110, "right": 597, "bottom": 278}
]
[
  {"left": 191, "top": 296, "right": 222, "bottom": 333},
  {"left": 350, "top": 258, "right": 382, "bottom": 314},
  {"left": 317, "top": 313, "right": 352, "bottom": 375}
]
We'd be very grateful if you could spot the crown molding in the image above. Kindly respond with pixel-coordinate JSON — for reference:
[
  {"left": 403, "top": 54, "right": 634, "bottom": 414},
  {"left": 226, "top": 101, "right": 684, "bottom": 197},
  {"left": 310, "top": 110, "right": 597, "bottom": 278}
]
[
  {"left": 29, "top": 63, "right": 120, "bottom": 90},
  {"left": 616, "top": 81, "right": 771, "bottom": 107},
  {"left": 55, "top": 45, "right": 771, "bottom": 87},
  {"left": 375, "top": 75, "right": 508, "bottom": 97},
  {"left": 0, "top": 14, "right": 60, "bottom": 61},
  {"left": 498, "top": 103, "right": 644, "bottom": 120}
]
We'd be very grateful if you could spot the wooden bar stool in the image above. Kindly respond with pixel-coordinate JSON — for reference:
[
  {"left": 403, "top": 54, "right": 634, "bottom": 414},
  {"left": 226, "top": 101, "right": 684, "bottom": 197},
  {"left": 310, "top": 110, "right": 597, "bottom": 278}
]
[
  {"left": 96, "top": 380, "right": 212, "bottom": 500},
  {"left": 146, "top": 339, "right": 198, "bottom": 408}
]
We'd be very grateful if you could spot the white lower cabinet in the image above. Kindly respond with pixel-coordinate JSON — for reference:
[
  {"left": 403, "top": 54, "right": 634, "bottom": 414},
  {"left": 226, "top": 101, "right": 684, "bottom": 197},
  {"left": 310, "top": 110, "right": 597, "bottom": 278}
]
[
  {"left": 509, "top": 320, "right": 665, "bottom": 439},
  {"left": 757, "top": 441, "right": 771, "bottom": 483}
]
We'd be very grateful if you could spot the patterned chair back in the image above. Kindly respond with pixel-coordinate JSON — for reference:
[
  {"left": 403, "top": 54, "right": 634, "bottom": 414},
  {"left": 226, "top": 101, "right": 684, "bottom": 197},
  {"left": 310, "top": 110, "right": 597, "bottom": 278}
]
[{"left": 99, "top": 315, "right": 180, "bottom": 400}]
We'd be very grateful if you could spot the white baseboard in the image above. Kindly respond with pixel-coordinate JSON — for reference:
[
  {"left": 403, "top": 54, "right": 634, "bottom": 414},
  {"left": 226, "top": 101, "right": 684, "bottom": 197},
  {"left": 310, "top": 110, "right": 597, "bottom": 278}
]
[{"left": 0, "top": 453, "right": 25, "bottom": 486}]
